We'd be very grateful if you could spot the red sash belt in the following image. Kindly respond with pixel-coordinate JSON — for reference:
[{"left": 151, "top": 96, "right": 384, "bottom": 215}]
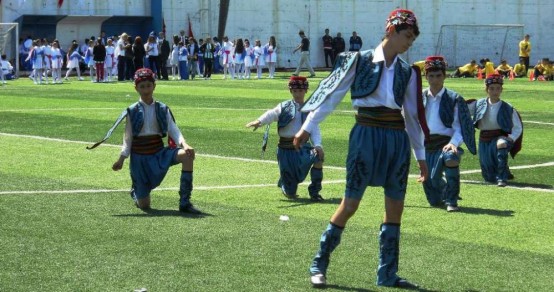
[
  {"left": 480, "top": 129, "right": 507, "bottom": 142},
  {"left": 425, "top": 134, "right": 451, "bottom": 151},
  {"left": 132, "top": 135, "right": 164, "bottom": 154},
  {"left": 278, "top": 137, "right": 295, "bottom": 149},
  {"left": 356, "top": 107, "right": 405, "bottom": 129}
]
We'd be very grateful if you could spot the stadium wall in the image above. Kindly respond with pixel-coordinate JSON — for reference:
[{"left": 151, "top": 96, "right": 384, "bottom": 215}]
[{"left": 1, "top": 0, "right": 551, "bottom": 68}]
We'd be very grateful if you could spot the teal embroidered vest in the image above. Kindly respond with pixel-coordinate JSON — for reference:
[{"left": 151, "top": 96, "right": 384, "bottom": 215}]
[
  {"left": 351, "top": 50, "right": 412, "bottom": 106},
  {"left": 424, "top": 88, "right": 476, "bottom": 154},
  {"left": 423, "top": 88, "right": 458, "bottom": 128},
  {"left": 128, "top": 101, "right": 170, "bottom": 137},
  {"left": 473, "top": 98, "right": 513, "bottom": 133}
]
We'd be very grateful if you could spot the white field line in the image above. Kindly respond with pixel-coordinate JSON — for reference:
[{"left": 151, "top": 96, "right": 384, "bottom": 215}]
[
  {"left": 1, "top": 132, "right": 553, "bottom": 194},
  {"left": 0, "top": 132, "right": 347, "bottom": 170},
  {"left": 460, "top": 162, "right": 554, "bottom": 174},
  {"left": 460, "top": 180, "right": 554, "bottom": 193},
  {"left": 523, "top": 121, "right": 554, "bottom": 126},
  {"left": 0, "top": 180, "right": 346, "bottom": 195}
]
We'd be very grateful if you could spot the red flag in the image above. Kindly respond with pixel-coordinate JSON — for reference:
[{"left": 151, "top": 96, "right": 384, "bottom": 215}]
[
  {"left": 188, "top": 16, "right": 194, "bottom": 38},
  {"left": 57, "top": 0, "right": 63, "bottom": 8}
]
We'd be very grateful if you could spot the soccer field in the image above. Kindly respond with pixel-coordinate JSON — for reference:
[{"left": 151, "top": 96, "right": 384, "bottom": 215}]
[{"left": 0, "top": 73, "right": 553, "bottom": 291}]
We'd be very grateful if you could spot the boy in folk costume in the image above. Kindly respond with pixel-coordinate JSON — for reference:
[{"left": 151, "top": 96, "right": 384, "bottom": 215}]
[
  {"left": 87, "top": 68, "right": 201, "bottom": 213},
  {"left": 468, "top": 74, "right": 523, "bottom": 187},
  {"left": 422, "top": 56, "right": 476, "bottom": 212},
  {"left": 294, "top": 9, "right": 428, "bottom": 288},
  {"left": 246, "top": 76, "right": 325, "bottom": 201}
]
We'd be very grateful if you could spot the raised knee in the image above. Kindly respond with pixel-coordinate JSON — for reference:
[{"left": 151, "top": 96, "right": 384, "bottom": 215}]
[
  {"left": 444, "top": 160, "right": 459, "bottom": 167},
  {"left": 496, "top": 140, "right": 508, "bottom": 149}
]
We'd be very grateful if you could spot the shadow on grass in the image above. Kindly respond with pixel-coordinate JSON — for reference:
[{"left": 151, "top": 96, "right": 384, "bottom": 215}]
[
  {"left": 459, "top": 207, "right": 515, "bottom": 217},
  {"left": 112, "top": 208, "right": 214, "bottom": 218},
  {"left": 277, "top": 197, "right": 342, "bottom": 208},
  {"left": 406, "top": 205, "right": 514, "bottom": 217},
  {"left": 323, "top": 283, "right": 440, "bottom": 292},
  {"left": 321, "top": 284, "right": 375, "bottom": 291},
  {"left": 506, "top": 181, "right": 553, "bottom": 190},
  {"left": 463, "top": 180, "right": 553, "bottom": 191}
]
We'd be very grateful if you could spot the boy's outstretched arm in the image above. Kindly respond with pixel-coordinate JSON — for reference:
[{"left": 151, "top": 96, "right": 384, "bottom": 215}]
[{"left": 245, "top": 120, "right": 262, "bottom": 131}]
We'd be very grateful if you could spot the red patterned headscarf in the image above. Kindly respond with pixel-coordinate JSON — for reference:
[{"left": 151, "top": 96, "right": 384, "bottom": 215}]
[
  {"left": 424, "top": 56, "right": 447, "bottom": 72},
  {"left": 386, "top": 9, "right": 418, "bottom": 33},
  {"left": 288, "top": 76, "right": 309, "bottom": 90},
  {"left": 134, "top": 68, "right": 156, "bottom": 85},
  {"left": 485, "top": 73, "right": 504, "bottom": 86}
]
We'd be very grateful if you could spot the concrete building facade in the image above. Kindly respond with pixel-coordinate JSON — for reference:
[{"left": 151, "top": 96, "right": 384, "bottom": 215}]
[{"left": 1, "top": 0, "right": 551, "bottom": 68}]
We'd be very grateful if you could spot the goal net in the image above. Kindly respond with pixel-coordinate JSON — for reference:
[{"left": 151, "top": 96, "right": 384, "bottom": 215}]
[
  {"left": 0, "top": 23, "right": 19, "bottom": 77},
  {"left": 435, "top": 24, "right": 524, "bottom": 69}
]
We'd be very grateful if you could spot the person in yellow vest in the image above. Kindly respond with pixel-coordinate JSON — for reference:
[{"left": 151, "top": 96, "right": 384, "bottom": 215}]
[
  {"left": 532, "top": 58, "right": 551, "bottom": 81},
  {"left": 480, "top": 58, "right": 495, "bottom": 77},
  {"left": 541, "top": 59, "right": 554, "bottom": 81},
  {"left": 496, "top": 60, "right": 513, "bottom": 78},
  {"left": 451, "top": 59, "right": 478, "bottom": 78},
  {"left": 512, "top": 58, "right": 527, "bottom": 78},
  {"left": 518, "top": 34, "right": 531, "bottom": 75}
]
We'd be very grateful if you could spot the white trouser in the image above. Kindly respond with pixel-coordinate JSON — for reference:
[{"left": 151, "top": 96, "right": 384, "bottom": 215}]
[{"left": 294, "top": 51, "right": 315, "bottom": 75}]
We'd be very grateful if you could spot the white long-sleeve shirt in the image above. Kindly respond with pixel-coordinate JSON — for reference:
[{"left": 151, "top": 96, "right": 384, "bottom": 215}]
[
  {"left": 302, "top": 44, "right": 425, "bottom": 160},
  {"left": 468, "top": 99, "right": 523, "bottom": 141},
  {"left": 424, "top": 87, "right": 463, "bottom": 147},
  {"left": 120, "top": 99, "right": 186, "bottom": 157},
  {"left": 257, "top": 101, "right": 322, "bottom": 147}
]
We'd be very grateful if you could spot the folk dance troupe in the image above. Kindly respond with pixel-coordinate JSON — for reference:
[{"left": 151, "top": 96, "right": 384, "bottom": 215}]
[{"left": 82, "top": 7, "right": 526, "bottom": 290}]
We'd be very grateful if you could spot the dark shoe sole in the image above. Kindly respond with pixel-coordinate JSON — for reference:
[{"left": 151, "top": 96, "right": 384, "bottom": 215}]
[
  {"left": 310, "top": 195, "right": 325, "bottom": 202},
  {"left": 393, "top": 278, "right": 419, "bottom": 289},
  {"left": 179, "top": 205, "right": 202, "bottom": 214}
]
